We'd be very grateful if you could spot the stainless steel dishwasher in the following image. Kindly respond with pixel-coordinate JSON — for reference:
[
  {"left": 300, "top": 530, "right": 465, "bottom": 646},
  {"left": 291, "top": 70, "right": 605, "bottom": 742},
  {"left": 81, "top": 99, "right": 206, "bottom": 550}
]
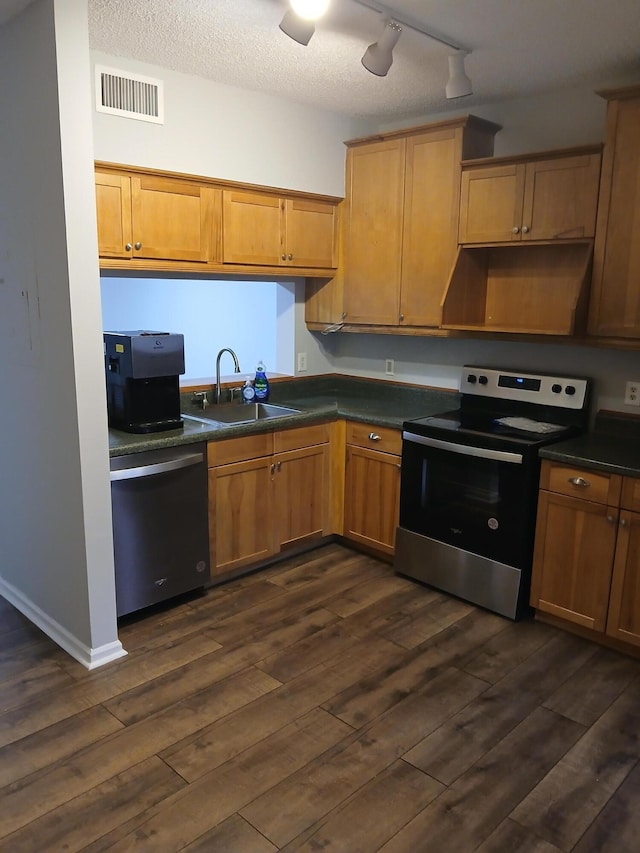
[{"left": 109, "top": 442, "right": 210, "bottom": 617}]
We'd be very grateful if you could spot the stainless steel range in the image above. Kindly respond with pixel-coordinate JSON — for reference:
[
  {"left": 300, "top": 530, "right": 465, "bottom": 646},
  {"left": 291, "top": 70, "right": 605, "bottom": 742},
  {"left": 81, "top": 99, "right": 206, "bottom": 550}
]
[{"left": 394, "top": 366, "right": 591, "bottom": 619}]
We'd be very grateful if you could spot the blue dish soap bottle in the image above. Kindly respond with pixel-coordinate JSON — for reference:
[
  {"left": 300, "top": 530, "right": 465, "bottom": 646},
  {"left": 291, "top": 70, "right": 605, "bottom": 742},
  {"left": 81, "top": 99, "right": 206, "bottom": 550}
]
[{"left": 254, "top": 360, "right": 269, "bottom": 401}]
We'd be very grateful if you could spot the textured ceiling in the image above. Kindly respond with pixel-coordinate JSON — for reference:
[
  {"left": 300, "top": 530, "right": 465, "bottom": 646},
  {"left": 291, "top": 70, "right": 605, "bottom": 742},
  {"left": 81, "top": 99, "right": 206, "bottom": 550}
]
[{"left": 2, "top": 0, "right": 640, "bottom": 121}]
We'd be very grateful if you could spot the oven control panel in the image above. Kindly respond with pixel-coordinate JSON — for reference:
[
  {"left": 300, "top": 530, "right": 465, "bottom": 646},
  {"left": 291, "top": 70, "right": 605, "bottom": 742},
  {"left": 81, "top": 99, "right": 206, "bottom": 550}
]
[{"left": 460, "top": 367, "right": 589, "bottom": 409}]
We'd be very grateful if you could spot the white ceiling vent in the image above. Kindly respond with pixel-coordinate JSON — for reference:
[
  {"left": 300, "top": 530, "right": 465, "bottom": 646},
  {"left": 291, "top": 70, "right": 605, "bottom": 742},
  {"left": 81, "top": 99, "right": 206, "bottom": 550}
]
[{"left": 95, "top": 65, "right": 164, "bottom": 124}]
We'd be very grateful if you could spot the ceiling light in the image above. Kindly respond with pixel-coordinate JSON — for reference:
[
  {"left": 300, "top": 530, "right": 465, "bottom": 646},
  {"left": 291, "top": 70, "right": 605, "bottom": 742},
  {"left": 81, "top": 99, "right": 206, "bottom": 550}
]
[
  {"left": 362, "top": 20, "right": 402, "bottom": 77},
  {"left": 445, "top": 52, "right": 472, "bottom": 99},
  {"left": 290, "top": 0, "right": 330, "bottom": 20},
  {"left": 279, "top": 10, "right": 316, "bottom": 45}
]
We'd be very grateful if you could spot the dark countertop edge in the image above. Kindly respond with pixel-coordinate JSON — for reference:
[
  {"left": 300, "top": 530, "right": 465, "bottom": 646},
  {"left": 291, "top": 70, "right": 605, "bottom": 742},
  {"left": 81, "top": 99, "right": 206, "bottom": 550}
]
[
  {"left": 540, "top": 434, "right": 640, "bottom": 478},
  {"left": 108, "top": 385, "right": 458, "bottom": 457}
]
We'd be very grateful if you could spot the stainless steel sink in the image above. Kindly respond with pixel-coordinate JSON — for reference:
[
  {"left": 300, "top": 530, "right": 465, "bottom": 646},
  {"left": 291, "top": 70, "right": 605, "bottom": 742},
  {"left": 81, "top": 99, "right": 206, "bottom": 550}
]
[{"left": 182, "top": 402, "right": 301, "bottom": 426}]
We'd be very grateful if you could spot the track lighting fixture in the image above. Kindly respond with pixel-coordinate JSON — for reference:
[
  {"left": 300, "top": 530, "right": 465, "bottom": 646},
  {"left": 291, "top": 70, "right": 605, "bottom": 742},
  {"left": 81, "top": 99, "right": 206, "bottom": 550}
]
[
  {"left": 279, "top": 9, "right": 316, "bottom": 46},
  {"left": 279, "top": 0, "right": 473, "bottom": 100},
  {"left": 361, "top": 20, "right": 402, "bottom": 77},
  {"left": 445, "top": 51, "right": 472, "bottom": 99}
]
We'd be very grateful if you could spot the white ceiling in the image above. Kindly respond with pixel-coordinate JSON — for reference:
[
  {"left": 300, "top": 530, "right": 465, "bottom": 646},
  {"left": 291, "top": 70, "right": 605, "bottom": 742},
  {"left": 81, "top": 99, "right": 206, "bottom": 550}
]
[{"left": 3, "top": 0, "right": 640, "bottom": 121}]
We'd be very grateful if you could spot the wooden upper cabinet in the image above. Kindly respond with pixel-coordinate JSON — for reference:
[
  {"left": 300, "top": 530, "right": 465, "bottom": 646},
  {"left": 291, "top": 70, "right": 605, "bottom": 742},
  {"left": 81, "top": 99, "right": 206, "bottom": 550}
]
[
  {"left": 95, "top": 170, "right": 215, "bottom": 263},
  {"left": 95, "top": 172, "right": 132, "bottom": 259},
  {"left": 343, "top": 138, "right": 405, "bottom": 325},
  {"left": 459, "top": 147, "right": 601, "bottom": 244},
  {"left": 131, "top": 176, "right": 216, "bottom": 263},
  {"left": 342, "top": 117, "right": 499, "bottom": 328},
  {"left": 588, "top": 86, "right": 640, "bottom": 339},
  {"left": 222, "top": 189, "right": 338, "bottom": 269},
  {"left": 95, "top": 163, "right": 341, "bottom": 275}
]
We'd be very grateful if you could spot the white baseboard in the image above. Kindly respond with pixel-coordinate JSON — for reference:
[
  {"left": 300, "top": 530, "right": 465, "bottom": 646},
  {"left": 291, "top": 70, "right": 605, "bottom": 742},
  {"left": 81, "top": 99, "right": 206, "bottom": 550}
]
[{"left": 0, "top": 576, "right": 127, "bottom": 669}]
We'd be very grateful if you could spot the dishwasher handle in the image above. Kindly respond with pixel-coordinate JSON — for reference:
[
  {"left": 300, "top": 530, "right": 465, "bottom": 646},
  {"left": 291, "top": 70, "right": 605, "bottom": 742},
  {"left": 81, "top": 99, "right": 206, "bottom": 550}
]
[{"left": 110, "top": 451, "right": 204, "bottom": 482}]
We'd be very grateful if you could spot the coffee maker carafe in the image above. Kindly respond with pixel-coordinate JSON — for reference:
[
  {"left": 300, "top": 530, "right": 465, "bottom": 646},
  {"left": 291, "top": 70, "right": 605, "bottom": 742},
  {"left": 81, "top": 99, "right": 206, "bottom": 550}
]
[{"left": 104, "top": 331, "right": 184, "bottom": 433}]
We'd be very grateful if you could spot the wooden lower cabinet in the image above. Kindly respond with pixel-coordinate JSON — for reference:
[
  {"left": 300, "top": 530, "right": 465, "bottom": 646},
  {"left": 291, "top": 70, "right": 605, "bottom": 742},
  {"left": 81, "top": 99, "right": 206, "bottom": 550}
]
[
  {"left": 531, "top": 460, "right": 640, "bottom": 649},
  {"left": 343, "top": 422, "right": 402, "bottom": 556},
  {"left": 207, "top": 424, "right": 330, "bottom": 577}
]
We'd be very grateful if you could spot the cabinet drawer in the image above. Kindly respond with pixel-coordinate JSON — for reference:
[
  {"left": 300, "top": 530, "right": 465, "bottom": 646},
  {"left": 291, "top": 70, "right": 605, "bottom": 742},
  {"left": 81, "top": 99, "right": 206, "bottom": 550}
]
[
  {"left": 346, "top": 421, "right": 402, "bottom": 455},
  {"left": 207, "top": 433, "right": 273, "bottom": 467},
  {"left": 274, "top": 423, "right": 329, "bottom": 453},
  {"left": 622, "top": 477, "right": 640, "bottom": 512},
  {"left": 540, "top": 460, "right": 622, "bottom": 505}
]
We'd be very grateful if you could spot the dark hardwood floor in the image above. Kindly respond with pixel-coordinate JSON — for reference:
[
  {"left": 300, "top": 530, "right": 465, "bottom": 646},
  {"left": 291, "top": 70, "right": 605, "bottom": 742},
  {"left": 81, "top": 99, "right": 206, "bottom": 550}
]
[{"left": 2, "top": 542, "right": 640, "bottom": 852}]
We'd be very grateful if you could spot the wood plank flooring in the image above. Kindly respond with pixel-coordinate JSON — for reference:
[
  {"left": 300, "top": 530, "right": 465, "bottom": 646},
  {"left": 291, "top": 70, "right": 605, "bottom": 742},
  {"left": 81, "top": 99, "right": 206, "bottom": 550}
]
[{"left": 2, "top": 542, "right": 640, "bottom": 851}]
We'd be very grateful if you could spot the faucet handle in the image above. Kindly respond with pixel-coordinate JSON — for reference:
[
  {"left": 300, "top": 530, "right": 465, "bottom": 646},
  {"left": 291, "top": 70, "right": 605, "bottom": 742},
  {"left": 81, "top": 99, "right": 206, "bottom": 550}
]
[{"left": 192, "top": 391, "right": 209, "bottom": 409}]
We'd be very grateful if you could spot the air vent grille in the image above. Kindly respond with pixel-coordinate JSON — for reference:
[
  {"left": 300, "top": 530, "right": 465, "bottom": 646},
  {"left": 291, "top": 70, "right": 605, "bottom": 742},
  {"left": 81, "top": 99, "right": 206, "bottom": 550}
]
[{"left": 95, "top": 66, "right": 164, "bottom": 124}]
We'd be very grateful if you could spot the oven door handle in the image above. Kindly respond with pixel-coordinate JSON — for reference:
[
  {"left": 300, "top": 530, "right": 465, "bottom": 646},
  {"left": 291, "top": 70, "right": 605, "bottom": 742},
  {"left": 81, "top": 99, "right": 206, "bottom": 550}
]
[{"left": 402, "top": 431, "right": 524, "bottom": 465}]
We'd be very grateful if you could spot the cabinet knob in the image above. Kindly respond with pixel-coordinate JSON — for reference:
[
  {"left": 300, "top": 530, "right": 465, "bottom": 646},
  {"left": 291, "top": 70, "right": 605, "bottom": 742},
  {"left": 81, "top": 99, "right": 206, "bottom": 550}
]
[
  {"left": 607, "top": 515, "right": 616, "bottom": 523},
  {"left": 288, "top": 253, "right": 293, "bottom": 261},
  {"left": 512, "top": 226, "right": 520, "bottom": 234},
  {"left": 281, "top": 254, "right": 286, "bottom": 261},
  {"left": 368, "top": 433, "right": 381, "bottom": 441},
  {"left": 522, "top": 225, "right": 529, "bottom": 234},
  {"left": 399, "top": 314, "right": 404, "bottom": 322},
  {"left": 341, "top": 312, "right": 347, "bottom": 320},
  {"left": 620, "top": 518, "right": 627, "bottom": 526},
  {"left": 568, "top": 476, "right": 590, "bottom": 488},
  {"left": 134, "top": 241, "right": 142, "bottom": 250},
  {"left": 125, "top": 242, "right": 132, "bottom": 251}
]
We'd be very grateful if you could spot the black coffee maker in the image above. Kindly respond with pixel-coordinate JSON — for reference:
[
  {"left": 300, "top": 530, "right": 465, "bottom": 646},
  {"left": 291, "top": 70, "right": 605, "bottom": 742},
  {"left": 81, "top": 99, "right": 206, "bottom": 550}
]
[{"left": 104, "top": 331, "right": 184, "bottom": 433}]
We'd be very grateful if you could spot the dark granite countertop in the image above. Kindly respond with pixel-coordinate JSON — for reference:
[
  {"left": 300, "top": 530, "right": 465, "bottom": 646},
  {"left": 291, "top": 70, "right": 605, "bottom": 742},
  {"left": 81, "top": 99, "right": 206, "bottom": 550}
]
[
  {"left": 108, "top": 375, "right": 459, "bottom": 457},
  {"left": 540, "top": 412, "right": 640, "bottom": 478}
]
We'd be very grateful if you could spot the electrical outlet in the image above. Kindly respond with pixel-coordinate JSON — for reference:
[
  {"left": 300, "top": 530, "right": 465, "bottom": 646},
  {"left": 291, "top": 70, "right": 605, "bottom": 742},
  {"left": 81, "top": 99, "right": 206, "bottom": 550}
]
[
  {"left": 385, "top": 359, "right": 395, "bottom": 375},
  {"left": 625, "top": 380, "right": 640, "bottom": 406},
  {"left": 297, "top": 352, "right": 308, "bottom": 372}
]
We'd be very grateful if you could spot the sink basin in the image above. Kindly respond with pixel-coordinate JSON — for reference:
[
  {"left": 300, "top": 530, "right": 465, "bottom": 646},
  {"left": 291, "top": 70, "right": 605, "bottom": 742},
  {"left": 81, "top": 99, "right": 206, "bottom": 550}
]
[{"left": 183, "top": 402, "right": 301, "bottom": 426}]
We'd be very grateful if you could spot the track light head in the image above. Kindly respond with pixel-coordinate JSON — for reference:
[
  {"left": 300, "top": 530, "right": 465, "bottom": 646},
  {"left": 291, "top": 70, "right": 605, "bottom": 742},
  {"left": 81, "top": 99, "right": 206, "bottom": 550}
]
[
  {"left": 445, "top": 51, "right": 472, "bottom": 99},
  {"left": 279, "top": 9, "right": 315, "bottom": 45},
  {"left": 362, "top": 19, "right": 402, "bottom": 77}
]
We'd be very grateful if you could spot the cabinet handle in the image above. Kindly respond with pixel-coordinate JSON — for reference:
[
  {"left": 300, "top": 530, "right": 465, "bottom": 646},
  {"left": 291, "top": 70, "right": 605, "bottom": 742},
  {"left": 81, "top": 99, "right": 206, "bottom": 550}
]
[
  {"left": 281, "top": 254, "right": 286, "bottom": 261},
  {"left": 399, "top": 314, "right": 404, "bottom": 322},
  {"left": 620, "top": 518, "right": 627, "bottom": 526},
  {"left": 568, "top": 476, "right": 590, "bottom": 487},
  {"left": 368, "top": 433, "right": 381, "bottom": 441},
  {"left": 512, "top": 226, "right": 520, "bottom": 234},
  {"left": 522, "top": 225, "right": 529, "bottom": 234},
  {"left": 125, "top": 242, "right": 132, "bottom": 251},
  {"left": 270, "top": 463, "right": 276, "bottom": 474},
  {"left": 288, "top": 253, "right": 293, "bottom": 261},
  {"left": 607, "top": 515, "right": 616, "bottom": 523},
  {"left": 277, "top": 461, "right": 282, "bottom": 472},
  {"left": 134, "top": 241, "right": 142, "bottom": 250},
  {"left": 341, "top": 312, "right": 347, "bottom": 320}
]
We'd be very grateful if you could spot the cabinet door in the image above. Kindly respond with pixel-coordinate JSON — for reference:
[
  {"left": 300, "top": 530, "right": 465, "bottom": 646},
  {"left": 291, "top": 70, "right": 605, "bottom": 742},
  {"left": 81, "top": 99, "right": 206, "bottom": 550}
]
[
  {"left": 343, "top": 139, "right": 405, "bottom": 324},
  {"left": 458, "top": 164, "right": 526, "bottom": 243},
  {"left": 221, "top": 190, "right": 283, "bottom": 266},
  {"left": 274, "top": 443, "right": 329, "bottom": 550},
  {"left": 209, "top": 456, "right": 275, "bottom": 575},
  {"left": 589, "top": 95, "right": 640, "bottom": 338},
  {"left": 95, "top": 172, "right": 132, "bottom": 258},
  {"left": 344, "top": 445, "right": 401, "bottom": 555},
  {"left": 400, "top": 129, "right": 461, "bottom": 327},
  {"left": 530, "top": 491, "right": 618, "bottom": 631},
  {"left": 131, "top": 176, "right": 214, "bottom": 262},
  {"left": 284, "top": 198, "right": 337, "bottom": 269},
  {"left": 606, "top": 510, "right": 640, "bottom": 646},
  {"left": 521, "top": 153, "right": 601, "bottom": 241}
]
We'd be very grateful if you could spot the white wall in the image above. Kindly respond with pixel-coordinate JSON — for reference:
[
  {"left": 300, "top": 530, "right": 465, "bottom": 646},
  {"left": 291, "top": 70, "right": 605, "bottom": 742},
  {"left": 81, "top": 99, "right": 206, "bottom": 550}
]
[
  {"left": 101, "top": 276, "right": 281, "bottom": 380},
  {"left": 92, "top": 51, "right": 372, "bottom": 197},
  {"left": 0, "top": 0, "right": 123, "bottom": 667}
]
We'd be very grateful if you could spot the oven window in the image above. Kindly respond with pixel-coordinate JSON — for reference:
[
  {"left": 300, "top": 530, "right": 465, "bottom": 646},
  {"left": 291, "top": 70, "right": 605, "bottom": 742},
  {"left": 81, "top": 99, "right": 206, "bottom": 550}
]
[{"left": 400, "top": 440, "right": 538, "bottom": 569}]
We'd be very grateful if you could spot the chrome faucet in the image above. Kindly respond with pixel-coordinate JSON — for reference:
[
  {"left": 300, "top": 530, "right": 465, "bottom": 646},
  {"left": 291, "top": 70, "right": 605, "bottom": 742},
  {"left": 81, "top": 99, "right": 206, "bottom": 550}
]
[{"left": 215, "top": 347, "right": 241, "bottom": 404}]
